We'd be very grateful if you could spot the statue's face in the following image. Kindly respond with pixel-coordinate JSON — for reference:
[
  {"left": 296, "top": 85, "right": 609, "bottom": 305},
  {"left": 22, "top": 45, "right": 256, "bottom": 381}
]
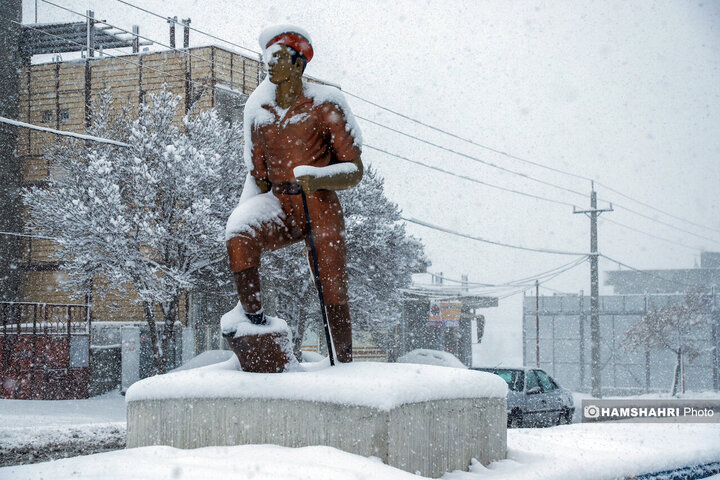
[{"left": 267, "top": 45, "right": 302, "bottom": 84}]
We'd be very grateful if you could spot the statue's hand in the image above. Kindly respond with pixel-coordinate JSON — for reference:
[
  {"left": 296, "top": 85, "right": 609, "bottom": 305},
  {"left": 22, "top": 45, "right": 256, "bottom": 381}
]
[
  {"left": 293, "top": 161, "right": 362, "bottom": 193},
  {"left": 295, "top": 173, "right": 320, "bottom": 193}
]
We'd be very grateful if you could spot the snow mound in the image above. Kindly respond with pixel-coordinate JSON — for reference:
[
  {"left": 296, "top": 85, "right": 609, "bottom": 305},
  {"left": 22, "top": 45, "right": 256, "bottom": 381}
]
[
  {"left": 301, "top": 350, "right": 325, "bottom": 363},
  {"left": 398, "top": 349, "right": 468, "bottom": 369},
  {"left": 125, "top": 359, "right": 507, "bottom": 410},
  {"left": 171, "top": 350, "right": 234, "bottom": 372}
]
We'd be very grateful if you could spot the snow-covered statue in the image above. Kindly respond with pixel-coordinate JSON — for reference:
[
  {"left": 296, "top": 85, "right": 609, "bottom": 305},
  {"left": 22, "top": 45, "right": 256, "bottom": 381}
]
[{"left": 222, "top": 25, "right": 363, "bottom": 372}]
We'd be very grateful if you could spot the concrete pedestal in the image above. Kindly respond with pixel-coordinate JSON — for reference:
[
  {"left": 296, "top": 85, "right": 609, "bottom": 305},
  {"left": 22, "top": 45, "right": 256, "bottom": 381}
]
[{"left": 125, "top": 361, "right": 507, "bottom": 478}]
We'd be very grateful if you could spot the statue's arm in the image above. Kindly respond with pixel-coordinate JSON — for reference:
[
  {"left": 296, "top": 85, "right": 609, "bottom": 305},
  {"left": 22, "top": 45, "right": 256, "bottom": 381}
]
[{"left": 249, "top": 126, "right": 271, "bottom": 193}]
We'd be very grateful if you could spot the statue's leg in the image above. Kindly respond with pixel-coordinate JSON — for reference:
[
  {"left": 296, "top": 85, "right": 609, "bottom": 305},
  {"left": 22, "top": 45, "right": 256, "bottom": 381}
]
[
  {"left": 326, "top": 304, "right": 352, "bottom": 363},
  {"left": 303, "top": 195, "right": 352, "bottom": 363},
  {"left": 226, "top": 215, "right": 299, "bottom": 326},
  {"left": 232, "top": 267, "right": 263, "bottom": 319}
]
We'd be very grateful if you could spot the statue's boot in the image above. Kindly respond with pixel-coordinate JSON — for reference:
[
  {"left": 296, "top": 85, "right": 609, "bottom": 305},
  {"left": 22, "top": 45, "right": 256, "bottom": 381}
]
[{"left": 327, "top": 304, "right": 352, "bottom": 363}]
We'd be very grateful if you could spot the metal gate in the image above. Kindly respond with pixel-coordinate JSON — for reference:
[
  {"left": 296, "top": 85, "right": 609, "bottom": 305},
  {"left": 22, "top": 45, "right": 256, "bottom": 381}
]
[{"left": 0, "top": 301, "right": 91, "bottom": 399}]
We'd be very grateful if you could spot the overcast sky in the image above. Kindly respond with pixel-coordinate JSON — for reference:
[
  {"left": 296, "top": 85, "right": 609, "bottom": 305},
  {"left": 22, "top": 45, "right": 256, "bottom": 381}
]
[{"left": 23, "top": 0, "right": 720, "bottom": 364}]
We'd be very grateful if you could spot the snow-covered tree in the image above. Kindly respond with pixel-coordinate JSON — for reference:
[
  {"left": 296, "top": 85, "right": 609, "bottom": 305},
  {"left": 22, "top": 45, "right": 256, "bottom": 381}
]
[
  {"left": 261, "top": 166, "right": 426, "bottom": 359},
  {"left": 341, "top": 167, "right": 427, "bottom": 356},
  {"left": 623, "top": 289, "right": 711, "bottom": 396},
  {"left": 23, "top": 87, "right": 244, "bottom": 374}
]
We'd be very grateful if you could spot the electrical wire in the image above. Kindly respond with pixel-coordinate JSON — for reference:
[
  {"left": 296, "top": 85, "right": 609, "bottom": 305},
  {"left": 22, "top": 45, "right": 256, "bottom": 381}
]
[
  {"left": 24, "top": 8, "right": 720, "bottom": 260},
  {"left": 347, "top": 90, "right": 720, "bottom": 237},
  {"left": 611, "top": 203, "right": 720, "bottom": 247},
  {"left": 401, "top": 216, "right": 592, "bottom": 256},
  {"left": 426, "top": 256, "right": 588, "bottom": 289},
  {"left": 358, "top": 115, "right": 588, "bottom": 200},
  {"left": 596, "top": 182, "right": 720, "bottom": 236},
  {"left": 601, "top": 217, "right": 703, "bottom": 252},
  {"left": 363, "top": 144, "right": 575, "bottom": 208},
  {"left": 496, "top": 259, "right": 589, "bottom": 300},
  {"left": 346, "top": 90, "right": 593, "bottom": 182}
]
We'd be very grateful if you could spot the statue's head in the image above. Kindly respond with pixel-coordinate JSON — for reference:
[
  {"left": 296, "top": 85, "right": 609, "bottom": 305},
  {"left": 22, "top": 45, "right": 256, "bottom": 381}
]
[{"left": 259, "top": 25, "right": 313, "bottom": 84}]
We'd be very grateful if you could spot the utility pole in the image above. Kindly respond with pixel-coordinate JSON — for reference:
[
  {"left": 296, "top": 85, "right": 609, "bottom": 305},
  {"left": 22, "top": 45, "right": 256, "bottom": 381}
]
[
  {"left": 535, "top": 279, "right": 540, "bottom": 368},
  {"left": 182, "top": 18, "right": 191, "bottom": 49},
  {"left": 712, "top": 285, "right": 718, "bottom": 391},
  {"left": 573, "top": 182, "right": 613, "bottom": 398},
  {"left": 86, "top": 10, "right": 95, "bottom": 58},
  {"left": 167, "top": 16, "right": 178, "bottom": 49}
]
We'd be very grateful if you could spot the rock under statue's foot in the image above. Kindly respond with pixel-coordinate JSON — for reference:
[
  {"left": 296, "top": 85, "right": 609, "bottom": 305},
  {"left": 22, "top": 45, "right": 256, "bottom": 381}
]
[{"left": 220, "top": 302, "right": 296, "bottom": 373}]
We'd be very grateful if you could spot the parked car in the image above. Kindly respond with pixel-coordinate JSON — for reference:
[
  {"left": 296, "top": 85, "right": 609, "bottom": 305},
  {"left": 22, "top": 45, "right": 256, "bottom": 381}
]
[
  {"left": 472, "top": 367, "right": 574, "bottom": 427},
  {"left": 397, "top": 349, "right": 468, "bottom": 368}
]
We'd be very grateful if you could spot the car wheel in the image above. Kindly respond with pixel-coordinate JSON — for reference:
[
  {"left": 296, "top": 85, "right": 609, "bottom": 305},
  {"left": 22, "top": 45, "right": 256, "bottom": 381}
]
[
  {"left": 558, "top": 408, "right": 572, "bottom": 425},
  {"left": 508, "top": 409, "right": 523, "bottom": 428}
]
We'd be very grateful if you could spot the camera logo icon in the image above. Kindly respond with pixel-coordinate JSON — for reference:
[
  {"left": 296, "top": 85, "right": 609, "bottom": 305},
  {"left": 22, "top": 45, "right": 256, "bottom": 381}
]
[{"left": 584, "top": 405, "right": 600, "bottom": 419}]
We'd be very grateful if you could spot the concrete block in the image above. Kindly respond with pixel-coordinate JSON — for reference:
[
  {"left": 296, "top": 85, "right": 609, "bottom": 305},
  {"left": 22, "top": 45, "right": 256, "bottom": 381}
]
[
  {"left": 127, "top": 395, "right": 506, "bottom": 477},
  {"left": 126, "top": 360, "right": 507, "bottom": 477}
]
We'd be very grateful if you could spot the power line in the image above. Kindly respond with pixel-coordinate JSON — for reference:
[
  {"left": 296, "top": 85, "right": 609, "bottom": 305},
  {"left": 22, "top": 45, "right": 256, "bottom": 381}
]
[
  {"left": 496, "top": 259, "right": 589, "bottom": 300},
  {"left": 346, "top": 91, "right": 595, "bottom": 183},
  {"left": 611, "top": 202, "right": 720, "bottom": 247},
  {"left": 428, "top": 256, "right": 588, "bottom": 288},
  {"left": 364, "top": 144, "right": 575, "bottom": 208},
  {"left": 401, "top": 216, "right": 591, "bottom": 256},
  {"left": 113, "top": 0, "right": 261, "bottom": 57},
  {"left": 596, "top": 182, "right": 720, "bottom": 236},
  {"left": 0, "top": 116, "right": 130, "bottom": 147},
  {"left": 601, "top": 217, "right": 704, "bottom": 252},
  {"left": 361, "top": 118, "right": 720, "bottom": 246},
  {"left": 347, "top": 91, "right": 720, "bottom": 237},
  {"left": 358, "top": 115, "right": 589, "bottom": 201}
]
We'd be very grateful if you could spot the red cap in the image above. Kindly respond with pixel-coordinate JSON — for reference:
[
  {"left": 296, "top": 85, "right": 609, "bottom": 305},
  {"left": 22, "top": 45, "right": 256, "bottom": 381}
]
[{"left": 266, "top": 32, "right": 314, "bottom": 63}]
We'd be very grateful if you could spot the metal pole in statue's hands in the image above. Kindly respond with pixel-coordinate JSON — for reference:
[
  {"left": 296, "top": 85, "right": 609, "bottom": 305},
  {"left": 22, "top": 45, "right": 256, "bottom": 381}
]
[{"left": 290, "top": 183, "right": 336, "bottom": 366}]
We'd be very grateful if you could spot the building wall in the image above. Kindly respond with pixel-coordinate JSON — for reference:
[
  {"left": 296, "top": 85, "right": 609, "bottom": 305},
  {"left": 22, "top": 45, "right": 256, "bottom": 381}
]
[
  {"left": 523, "top": 293, "right": 719, "bottom": 395},
  {"left": 604, "top": 253, "right": 720, "bottom": 295}
]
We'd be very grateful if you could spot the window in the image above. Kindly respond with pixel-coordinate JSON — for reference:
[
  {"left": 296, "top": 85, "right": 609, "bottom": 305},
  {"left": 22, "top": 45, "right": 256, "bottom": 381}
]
[
  {"left": 525, "top": 370, "right": 540, "bottom": 391},
  {"left": 59, "top": 109, "right": 70, "bottom": 123},
  {"left": 484, "top": 369, "right": 524, "bottom": 392},
  {"left": 42, "top": 110, "right": 54, "bottom": 123},
  {"left": 536, "top": 370, "right": 556, "bottom": 392}
]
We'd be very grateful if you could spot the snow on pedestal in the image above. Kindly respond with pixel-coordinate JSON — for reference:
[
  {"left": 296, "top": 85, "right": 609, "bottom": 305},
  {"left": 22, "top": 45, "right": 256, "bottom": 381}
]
[{"left": 125, "top": 359, "right": 508, "bottom": 478}]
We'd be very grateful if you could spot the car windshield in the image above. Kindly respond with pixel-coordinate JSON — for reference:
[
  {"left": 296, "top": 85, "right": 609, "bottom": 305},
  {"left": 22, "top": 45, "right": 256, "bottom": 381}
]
[{"left": 475, "top": 368, "right": 524, "bottom": 392}]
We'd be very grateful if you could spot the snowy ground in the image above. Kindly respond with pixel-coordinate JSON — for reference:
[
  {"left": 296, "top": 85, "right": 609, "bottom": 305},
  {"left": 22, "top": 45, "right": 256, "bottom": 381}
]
[
  {"left": 0, "top": 423, "right": 718, "bottom": 479},
  {"left": 2, "top": 388, "right": 720, "bottom": 479},
  {"left": 0, "top": 390, "right": 126, "bottom": 466}
]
